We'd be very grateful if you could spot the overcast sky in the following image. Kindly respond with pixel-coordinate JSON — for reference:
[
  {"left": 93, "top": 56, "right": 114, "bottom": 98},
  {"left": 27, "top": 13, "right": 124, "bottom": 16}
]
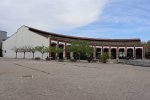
[{"left": 0, "top": 0, "right": 150, "bottom": 41}]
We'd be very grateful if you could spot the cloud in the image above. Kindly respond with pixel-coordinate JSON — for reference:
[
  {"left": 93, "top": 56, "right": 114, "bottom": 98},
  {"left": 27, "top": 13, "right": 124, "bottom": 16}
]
[
  {"left": 58, "top": 0, "right": 150, "bottom": 41},
  {"left": 82, "top": 0, "right": 150, "bottom": 41},
  {"left": 0, "top": 0, "right": 107, "bottom": 35}
]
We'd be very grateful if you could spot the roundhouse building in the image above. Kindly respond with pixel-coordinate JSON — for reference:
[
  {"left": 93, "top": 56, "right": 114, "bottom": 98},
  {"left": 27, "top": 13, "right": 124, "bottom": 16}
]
[{"left": 2, "top": 26, "right": 144, "bottom": 59}]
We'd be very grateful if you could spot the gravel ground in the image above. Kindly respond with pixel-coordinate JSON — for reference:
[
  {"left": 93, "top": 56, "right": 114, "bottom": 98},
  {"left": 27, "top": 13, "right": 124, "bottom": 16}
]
[{"left": 0, "top": 58, "right": 150, "bottom": 100}]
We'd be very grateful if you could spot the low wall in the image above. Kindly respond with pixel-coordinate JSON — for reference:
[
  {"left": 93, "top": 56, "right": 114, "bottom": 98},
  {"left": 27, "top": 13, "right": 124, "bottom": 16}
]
[{"left": 118, "top": 59, "right": 150, "bottom": 67}]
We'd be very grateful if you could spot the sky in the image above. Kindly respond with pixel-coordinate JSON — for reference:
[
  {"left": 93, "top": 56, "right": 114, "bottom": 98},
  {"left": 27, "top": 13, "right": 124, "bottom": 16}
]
[{"left": 0, "top": 0, "right": 150, "bottom": 41}]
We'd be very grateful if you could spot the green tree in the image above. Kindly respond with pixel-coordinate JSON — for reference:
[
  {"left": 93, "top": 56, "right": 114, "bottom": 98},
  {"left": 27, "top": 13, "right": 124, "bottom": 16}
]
[
  {"left": 30, "top": 47, "right": 36, "bottom": 59},
  {"left": 49, "top": 46, "right": 56, "bottom": 53},
  {"left": 85, "top": 45, "right": 93, "bottom": 57},
  {"left": 20, "top": 46, "right": 31, "bottom": 59},
  {"left": 143, "top": 41, "right": 150, "bottom": 59},
  {"left": 100, "top": 52, "right": 109, "bottom": 63},
  {"left": 48, "top": 46, "right": 64, "bottom": 60},
  {"left": 67, "top": 40, "right": 93, "bottom": 61},
  {"left": 145, "top": 41, "right": 150, "bottom": 53},
  {"left": 56, "top": 47, "right": 64, "bottom": 59},
  {"left": 56, "top": 47, "right": 64, "bottom": 54},
  {"left": 34, "top": 46, "right": 47, "bottom": 59},
  {"left": 49, "top": 46, "right": 56, "bottom": 59},
  {"left": 12, "top": 47, "right": 19, "bottom": 58},
  {"left": 44, "top": 47, "right": 50, "bottom": 56},
  {"left": 12, "top": 46, "right": 32, "bottom": 59}
]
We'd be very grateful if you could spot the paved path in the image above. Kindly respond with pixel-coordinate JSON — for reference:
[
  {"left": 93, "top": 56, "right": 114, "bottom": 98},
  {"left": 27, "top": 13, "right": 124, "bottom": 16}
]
[{"left": 0, "top": 58, "right": 150, "bottom": 100}]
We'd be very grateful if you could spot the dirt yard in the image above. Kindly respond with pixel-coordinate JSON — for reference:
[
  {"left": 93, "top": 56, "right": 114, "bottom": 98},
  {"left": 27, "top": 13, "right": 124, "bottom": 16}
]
[{"left": 0, "top": 58, "right": 150, "bottom": 100}]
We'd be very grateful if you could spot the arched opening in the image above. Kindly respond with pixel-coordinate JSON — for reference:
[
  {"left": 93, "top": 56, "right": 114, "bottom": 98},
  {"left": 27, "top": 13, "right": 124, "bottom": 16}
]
[
  {"left": 127, "top": 48, "right": 133, "bottom": 59},
  {"left": 111, "top": 48, "right": 116, "bottom": 59},
  {"left": 0, "top": 48, "right": 2, "bottom": 57},
  {"left": 51, "top": 43, "right": 56, "bottom": 60},
  {"left": 136, "top": 48, "right": 142, "bottom": 59},
  {"left": 103, "top": 48, "right": 109, "bottom": 53},
  {"left": 59, "top": 44, "right": 64, "bottom": 59},
  {"left": 119, "top": 48, "right": 125, "bottom": 59},
  {"left": 66, "top": 45, "right": 70, "bottom": 59},
  {"left": 96, "top": 48, "right": 101, "bottom": 59}
]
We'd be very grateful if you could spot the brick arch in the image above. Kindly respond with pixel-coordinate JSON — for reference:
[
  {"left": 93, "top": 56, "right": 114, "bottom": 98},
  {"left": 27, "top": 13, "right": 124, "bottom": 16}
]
[
  {"left": 111, "top": 48, "right": 116, "bottom": 59},
  {"left": 51, "top": 42, "right": 56, "bottom": 47},
  {"left": 127, "top": 48, "right": 133, "bottom": 59},
  {"left": 119, "top": 48, "right": 125, "bottom": 59},
  {"left": 136, "top": 48, "right": 142, "bottom": 59},
  {"left": 103, "top": 48, "right": 109, "bottom": 53}
]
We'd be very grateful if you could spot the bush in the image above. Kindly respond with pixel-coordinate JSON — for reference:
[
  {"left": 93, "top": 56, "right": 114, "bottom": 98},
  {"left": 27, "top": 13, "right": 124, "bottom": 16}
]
[{"left": 100, "top": 52, "right": 109, "bottom": 63}]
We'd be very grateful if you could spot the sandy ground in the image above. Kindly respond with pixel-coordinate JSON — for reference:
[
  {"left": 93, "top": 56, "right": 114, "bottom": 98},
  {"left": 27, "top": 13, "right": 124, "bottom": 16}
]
[{"left": 0, "top": 58, "right": 150, "bottom": 100}]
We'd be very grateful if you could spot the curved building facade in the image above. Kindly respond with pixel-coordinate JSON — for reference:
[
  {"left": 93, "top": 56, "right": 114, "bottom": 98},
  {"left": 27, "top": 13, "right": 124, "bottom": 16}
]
[{"left": 3, "top": 26, "right": 144, "bottom": 59}]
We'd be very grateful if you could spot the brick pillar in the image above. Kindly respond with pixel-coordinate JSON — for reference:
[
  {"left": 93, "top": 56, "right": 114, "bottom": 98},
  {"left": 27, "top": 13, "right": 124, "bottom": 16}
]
[
  {"left": 132, "top": 48, "right": 134, "bottom": 58},
  {"left": 134, "top": 47, "right": 136, "bottom": 59},
  {"left": 56, "top": 41, "right": 59, "bottom": 60},
  {"left": 63, "top": 42, "right": 67, "bottom": 60},
  {"left": 93, "top": 46, "right": 96, "bottom": 59},
  {"left": 142, "top": 46, "right": 145, "bottom": 59},
  {"left": 49, "top": 36, "right": 51, "bottom": 57},
  {"left": 125, "top": 47, "right": 127, "bottom": 57},
  {"left": 109, "top": 47, "right": 111, "bottom": 59},
  {"left": 101, "top": 46, "right": 103, "bottom": 56},
  {"left": 116, "top": 47, "right": 119, "bottom": 59}
]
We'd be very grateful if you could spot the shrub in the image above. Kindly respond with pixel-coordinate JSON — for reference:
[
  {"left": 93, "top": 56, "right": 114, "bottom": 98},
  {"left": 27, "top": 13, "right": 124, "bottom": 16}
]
[{"left": 100, "top": 52, "right": 109, "bottom": 63}]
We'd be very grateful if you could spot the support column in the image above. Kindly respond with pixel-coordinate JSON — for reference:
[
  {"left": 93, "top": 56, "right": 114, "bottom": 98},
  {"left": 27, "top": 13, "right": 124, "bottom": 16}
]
[
  {"left": 49, "top": 36, "right": 51, "bottom": 57},
  {"left": 56, "top": 41, "right": 59, "bottom": 60},
  {"left": 134, "top": 46, "right": 136, "bottom": 59},
  {"left": 116, "top": 47, "right": 119, "bottom": 59},
  {"left": 101, "top": 46, "right": 103, "bottom": 56},
  {"left": 93, "top": 46, "right": 96, "bottom": 59},
  {"left": 63, "top": 42, "right": 67, "bottom": 60},
  {"left": 142, "top": 46, "right": 145, "bottom": 59},
  {"left": 109, "top": 46, "right": 111, "bottom": 59},
  {"left": 133, "top": 48, "right": 134, "bottom": 59},
  {"left": 125, "top": 47, "right": 127, "bottom": 57}
]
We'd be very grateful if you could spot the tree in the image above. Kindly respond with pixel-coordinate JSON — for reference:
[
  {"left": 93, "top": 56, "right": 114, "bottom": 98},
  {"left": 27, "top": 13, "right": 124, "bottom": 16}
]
[
  {"left": 12, "top": 47, "right": 19, "bottom": 58},
  {"left": 145, "top": 41, "right": 150, "bottom": 52},
  {"left": 17, "top": 46, "right": 35, "bottom": 59},
  {"left": 67, "top": 40, "right": 93, "bottom": 61},
  {"left": 49, "top": 46, "right": 56, "bottom": 53},
  {"left": 56, "top": 47, "right": 64, "bottom": 59},
  {"left": 85, "top": 45, "right": 93, "bottom": 57},
  {"left": 34, "top": 46, "right": 47, "bottom": 59},
  {"left": 144, "top": 41, "right": 150, "bottom": 59},
  {"left": 49, "top": 46, "right": 56, "bottom": 59},
  {"left": 21, "top": 46, "right": 31, "bottom": 59},
  {"left": 48, "top": 46, "right": 64, "bottom": 60},
  {"left": 100, "top": 52, "right": 109, "bottom": 63},
  {"left": 12, "top": 46, "right": 32, "bottom": 59},
  {"left": 30, "top": 47, "right": 36, "bottom": 59},
  {"left": 44, "top": 47, "right": 50, "bottom": 56},
  {"left": 56, "top": 47, "right": 63, "bottom": 53}
]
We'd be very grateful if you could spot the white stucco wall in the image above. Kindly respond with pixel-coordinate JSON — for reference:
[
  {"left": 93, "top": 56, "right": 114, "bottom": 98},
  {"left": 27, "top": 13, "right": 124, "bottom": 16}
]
[{"left": 2, "top": 26, "right": 49, "bottom": 59}]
